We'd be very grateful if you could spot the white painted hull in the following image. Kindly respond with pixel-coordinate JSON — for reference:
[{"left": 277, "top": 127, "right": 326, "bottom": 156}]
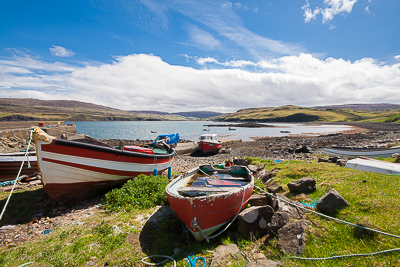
[
  {"left": 345, "top": 157, "right": 400, "bottom": 175},
  {"left": 324, "top": 146, "right": 400, "bottom": 159}
]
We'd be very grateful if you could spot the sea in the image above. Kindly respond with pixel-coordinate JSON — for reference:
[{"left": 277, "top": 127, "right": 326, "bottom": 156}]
[{"left": 66, "top": 121, "right": 353, "bottom": 142}]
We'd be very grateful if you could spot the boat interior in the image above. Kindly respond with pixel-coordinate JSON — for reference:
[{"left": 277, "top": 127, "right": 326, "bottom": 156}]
[{"left": 173, "top": 165, "right": 251, "bottom": 197}]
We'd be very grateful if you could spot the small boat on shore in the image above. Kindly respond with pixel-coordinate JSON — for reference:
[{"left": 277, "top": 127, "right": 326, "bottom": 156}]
[
  {"left": 0, "top": 152, "right": 38, "bottom": 182},
  {"left": 324, "top": 146, "right": 400, "bottom": 159},
  {"left": 33, "top": 127, "right": 175, "bottom": 203},
  {"left": 198, "top": 133, "right": 222, "bottom": 155},
  {"left": 166, "top": 165, "right": 254, "bottom": 241},
  {"left": 345, "top": 157, "right": 400, "bottom": 175}
]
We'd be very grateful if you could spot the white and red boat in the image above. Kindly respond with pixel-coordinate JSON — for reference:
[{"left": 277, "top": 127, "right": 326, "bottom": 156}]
[
  {"left": 197, "top": 133, "right": 222, "bottom": 155},
  {"left": 33, "top": 127, "right": 174, "bottom": 203},
  {"left": 166, "top": 165, "right": 254, "bottom": 241}
]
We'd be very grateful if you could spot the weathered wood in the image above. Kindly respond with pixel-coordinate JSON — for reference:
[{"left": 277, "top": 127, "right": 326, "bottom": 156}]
[{"left": 178, "top": 186, "right": 242, "bottom": 193}]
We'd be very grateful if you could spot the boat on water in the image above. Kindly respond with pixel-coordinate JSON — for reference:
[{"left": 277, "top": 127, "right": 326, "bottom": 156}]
[
  {"left": 280, "top": 130, "right": 290, "bottom": 133},
  {"left": 32, "top": 127, "right": 175, "bottom": 203},
  {"left": 198, "top": 133, "right": 222, "bottom": 155},
  {"left": 345, "top": 157, "right": 400, "bottom": 175},
  {"left": 166, "top": 165, "right": 254, "bottom": 241},
  {"left": 0, "top": 151, "right": 38, "bottom": 182},
  {"left": 228, "top": 127, "right": 236, "bottom": 130},
  {"left": 324, "top": 146, "right": 400, "bottom": 159}
]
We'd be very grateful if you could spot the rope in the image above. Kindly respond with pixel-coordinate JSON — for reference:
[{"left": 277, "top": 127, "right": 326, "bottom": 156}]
[
  {"left": 141, "top": 255, "right": 176, "bottom": 266},
  {"left": 186, "top": 255, "right": 206, "bottom": 267},
  {"left": 191, "top": 187, "right": 246, "bottom": 243},
  {"left": 0, "top": 130, "right": 34, "bottom": 222},
  {"left": 288, "top": 248, "right": 400, "bottom": 260},
  {"left": 253, "top": 185, "right": 400, "bottom": 260}
]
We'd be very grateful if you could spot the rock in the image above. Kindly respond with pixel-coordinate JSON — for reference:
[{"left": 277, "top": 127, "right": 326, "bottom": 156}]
[
  {"left": 267, "top": 182, "right": 283, "bottom": 194},
  {"left": 247, "top": 193, "right": 271, "bottom": 207},
  {"left": 247, "top": 164, "right": 258, "bottom": 173},
  {"left": 257, "top": 162, "right": 264, "bottom": 171},
  {"left": 277, "top": 220, "right": 308, "bottom": 255},
  {"left": 273, "top": 195, "right": 303, "bottom": 220},
  {"left": 233, "top": 157, "right": 250, "bottom": 166},
  {"left": 238, "top": 206, "right": 274, "bottom": 239},
  {"left": 318, "top": 157, "right": 329, "bottom": 162},
  {"left": 316, "top": 189, "right": 349, "bottom": 215},
  {"left": 294, "top": 145, "right": 310, "bottom": 153},
  {"left": 336, "top": 158, "right": 347, "bottom": 167},
  {"left": 268, "top": 211, "right": 290, "bottom": 236},
  {"left": 287, "top": 177, "right": 316, "bottom": 193},
  {"left": 256, "top": 169, "right": 270, "bottom": 184},
  {"left": 210, "top": 244, "right": 240, "bottom": 267},
  {"left": 246, "top": 259, "right": 284, "bottom": 267}
]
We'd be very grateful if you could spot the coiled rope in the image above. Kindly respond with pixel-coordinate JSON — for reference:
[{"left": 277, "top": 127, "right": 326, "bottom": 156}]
[
  {"left": 0, "top": 130, "right": 34, "bottom": 222},
  {"left": 253, "top": 184, "right": 400, "bottom": 260}
]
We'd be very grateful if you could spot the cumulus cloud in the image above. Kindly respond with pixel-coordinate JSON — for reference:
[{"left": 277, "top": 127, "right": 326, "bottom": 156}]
[
  {"left": 50, "top": 45, "right": 75, "bottom": 57},
  {"left": 2, "top": 53, "right": 400, "bottom": 112},
  {"left": 302, "top": 0, "right": 358, "bottom": 24},
  {"left": 394, "top": 55, "right": 400, "bottom": 60}
]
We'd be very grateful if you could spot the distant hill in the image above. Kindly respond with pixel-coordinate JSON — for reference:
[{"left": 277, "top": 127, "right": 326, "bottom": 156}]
[
  {"left": 313, "top": 103, "right": 400, "bottom": 111},
  {"left": 129, "top": 110, "right": 223, "bottom": 119},
  {"left": 220, "top": 105, "right": 400, "bottom": 123}
]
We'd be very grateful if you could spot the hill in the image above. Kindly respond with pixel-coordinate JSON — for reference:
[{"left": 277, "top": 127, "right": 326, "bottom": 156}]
[
  {"left": 0, "top": 98, "right": 221, "bottom": 121},
  {"left": 219, "top": 105, "right": 400, "bottom": 123},
  {"left": 313, "top": 103, "right": 400, "bottom": 111}
]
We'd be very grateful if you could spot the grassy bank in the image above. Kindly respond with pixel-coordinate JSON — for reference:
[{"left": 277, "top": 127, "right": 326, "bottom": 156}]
[{"left": 1, "top": 157, "right": 399, "bottom": 266}]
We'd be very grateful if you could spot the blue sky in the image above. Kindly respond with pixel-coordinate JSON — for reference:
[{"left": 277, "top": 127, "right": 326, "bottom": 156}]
[{"left": 1, "top": 0, "right": 399, "bottom": 112}]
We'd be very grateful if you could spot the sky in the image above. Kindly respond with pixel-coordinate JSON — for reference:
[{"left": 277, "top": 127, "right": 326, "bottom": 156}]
[{"left": 0, "top": 0, "right": 399, "bottom": 113}]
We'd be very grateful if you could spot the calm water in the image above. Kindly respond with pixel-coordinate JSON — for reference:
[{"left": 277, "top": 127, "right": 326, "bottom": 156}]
[{"left": 66, "top": 121, "right": 353, "bottom": 142}]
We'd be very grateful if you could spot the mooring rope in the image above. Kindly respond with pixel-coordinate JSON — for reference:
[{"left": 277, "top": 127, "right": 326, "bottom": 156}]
[
  {"left": 0, "top": 130, "right": 34, "bottom": 222},
  {"left": 253, "top": 185, "right": 400, "bottom": 260}
]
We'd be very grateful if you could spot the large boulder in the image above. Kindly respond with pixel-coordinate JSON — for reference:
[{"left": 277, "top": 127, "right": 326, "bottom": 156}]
[
  {"left": 287, "top": 177, "right": 316, "bottom": 193},
  {"left": 247, "top": 164, "right": 258, "bottom": 173},
  {"left": 238, "top": 206, "right": 274, "bottom": 239},
  {"left": 316, "top": 189, "right": 349, "bottom": 215},
  {"left": 247, "top": 193, "right": 272, "bottom": 207},
  {"left": 294, "top": 145, "right": 310, "bottom": 153},
  {"left": 271, "top": 195, "right": 303, "bottom": 219},
  {"left": 277, "top": 220, "right": 308, "bottom": 255}
]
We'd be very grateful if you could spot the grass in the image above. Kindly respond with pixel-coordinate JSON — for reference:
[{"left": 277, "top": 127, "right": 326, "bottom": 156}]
[{"left": 1, "top": 159, "right": 400, "bottom": 266}]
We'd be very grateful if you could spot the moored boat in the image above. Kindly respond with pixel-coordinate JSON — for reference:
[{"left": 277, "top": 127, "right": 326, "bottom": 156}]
[
  {"left": 198, "top": 133, "right": 222, "bottom": 155},
  {"left": 33, "top": 127, "right": 175, "bottom": 203},
  {"left": 166, "top": 165, "right": 254, "bottom": 241},
  {"left": 324, "top": 146, "right": 400, "bottom": 159}
]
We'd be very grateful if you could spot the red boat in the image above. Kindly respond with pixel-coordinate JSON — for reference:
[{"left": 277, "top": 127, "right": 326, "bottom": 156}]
[
  {"left": 166, "top": 165, "right": 254, "bottom": 241},
  {"left": 33, "top": 127, "right": 174, "bottom": 203},
  {"left": 197, "top": 133, "right": 222, "bottom": 155}
]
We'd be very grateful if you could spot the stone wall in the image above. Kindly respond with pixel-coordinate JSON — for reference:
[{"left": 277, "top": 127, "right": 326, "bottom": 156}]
[{"left": 0, "top": 121, "right": 76, "bottom": 139}]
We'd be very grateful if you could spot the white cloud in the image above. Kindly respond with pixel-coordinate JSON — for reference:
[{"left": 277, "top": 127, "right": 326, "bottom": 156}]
[
  {"left": 394, "top": 55, "right": 400, "bottom": 60},
  {"left": 50, "top": 45, "right": 75, "bottom": 57},
  {"left": 302, "top": 0, "right": 358, "bottom": 24},
  {"left": 2, "top": 53, "right": 400, "bottom": 112},
  {"left": 187, "top": 25, "right": 221, "bottom": 50}
]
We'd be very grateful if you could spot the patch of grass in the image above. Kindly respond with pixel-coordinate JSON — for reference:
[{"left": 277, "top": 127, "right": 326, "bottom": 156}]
[{"left": 103, "top": 174, "right": 169, "bottom": 212}]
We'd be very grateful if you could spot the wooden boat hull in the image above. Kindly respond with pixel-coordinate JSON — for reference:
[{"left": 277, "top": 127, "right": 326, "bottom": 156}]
[
  {"left": 33, "top": 127, "right": 174, "bottom": 203},
  {"left": 345, "top": 157, "right": 400, "bottom": 175},
  {"left": 166, "top": 166, "right": 254, "bottom": 241},
  {"left": 0, "top": 156, "right": 38, "bottom": 181},
  {"left": 324, "top": 146, "right": 400, "bottom": 159},
  {"left": 198, "top": 141, "right": 222, "bottom": 155}
]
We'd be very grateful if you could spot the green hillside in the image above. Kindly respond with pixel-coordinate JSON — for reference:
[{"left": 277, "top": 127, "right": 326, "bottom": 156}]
[{"left": 218, "top": 105, "right": 400, "bottom": 123}]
